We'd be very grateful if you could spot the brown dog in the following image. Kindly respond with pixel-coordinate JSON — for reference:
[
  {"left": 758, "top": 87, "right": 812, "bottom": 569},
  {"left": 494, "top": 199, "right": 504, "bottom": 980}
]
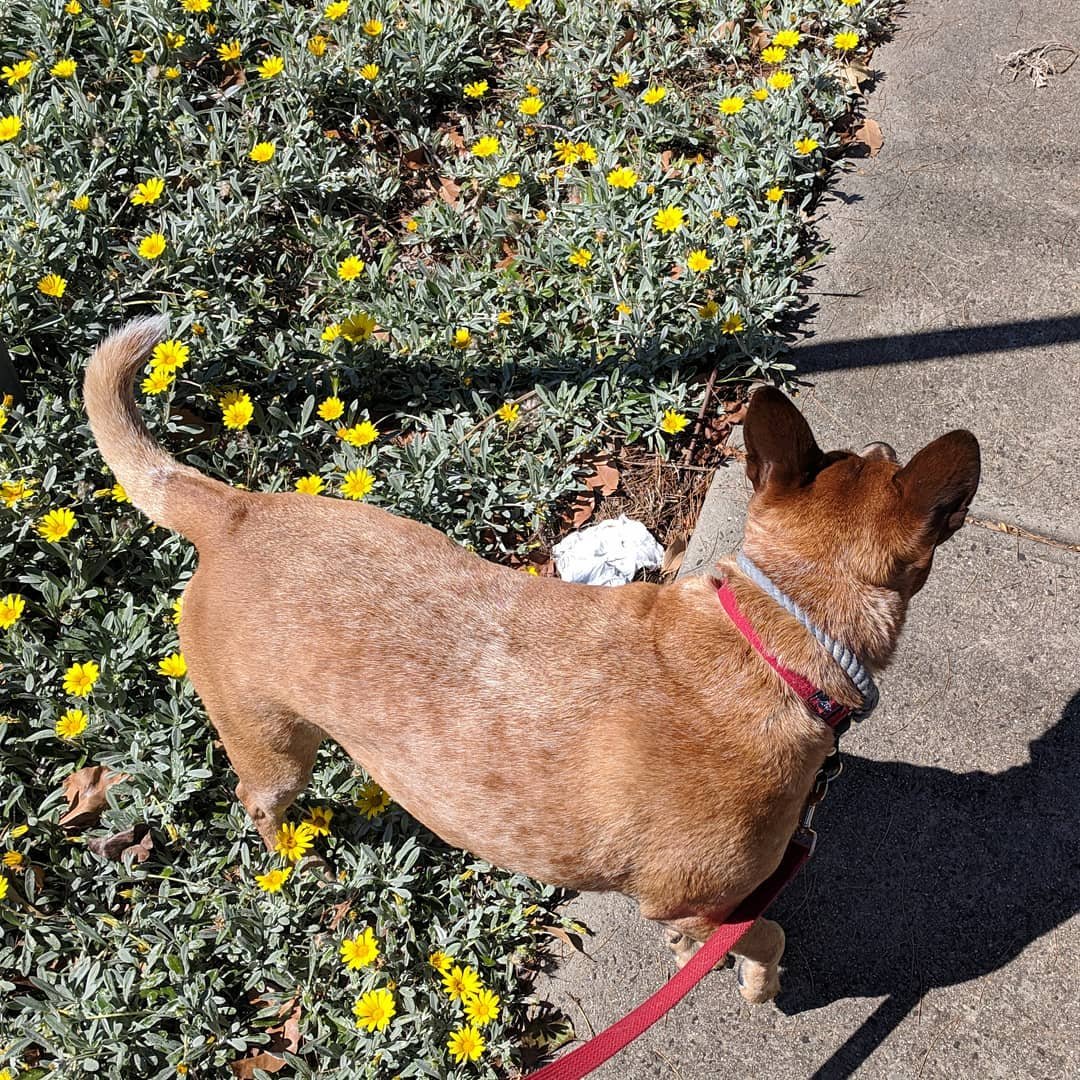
[{"left": 84, "top": 318, "right": 980, "bottom": 1002}]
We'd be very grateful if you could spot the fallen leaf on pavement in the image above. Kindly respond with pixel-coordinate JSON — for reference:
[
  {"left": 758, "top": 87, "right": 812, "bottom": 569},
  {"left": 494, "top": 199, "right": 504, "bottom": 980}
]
[{"left": 853, "top": 118, "right": 883, "bottom": 156}]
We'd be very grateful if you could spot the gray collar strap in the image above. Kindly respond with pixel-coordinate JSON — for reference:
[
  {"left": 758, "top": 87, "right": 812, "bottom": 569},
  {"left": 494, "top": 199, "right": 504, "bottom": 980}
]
[{"left": 736, "top": 552, "right": 880, "bottom": 720}]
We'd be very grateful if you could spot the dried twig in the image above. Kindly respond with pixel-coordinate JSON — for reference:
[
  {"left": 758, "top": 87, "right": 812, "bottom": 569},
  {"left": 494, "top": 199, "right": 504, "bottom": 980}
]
[{"left": 998, "top": 41, "right": 1078, "bottom": 88}]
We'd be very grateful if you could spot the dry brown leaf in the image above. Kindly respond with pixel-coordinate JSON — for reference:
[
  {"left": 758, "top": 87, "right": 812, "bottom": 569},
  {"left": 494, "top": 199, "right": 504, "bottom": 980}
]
[
  {"left": 582, "top": 463, "right": 620, "bottom": 497},
  {"left": 231, "top": 999, "right": 301, "bottom": 1077},
  {"left": 403, "top": 146, "right": 427, "bottom": 171},
  {"left": 612, "top": 28, "right": 637, "bottom": 55},
  {"left": 446, "top": 130, "right": 465, "bottom": 150},
  {"left": 661, "top": 538, "right": 687, "bottom": 581},
  {"left": 853, "top": 118, "right": 883, "bottom": 157},
  {"left": 59, "top": 766, "right": 126, "bottom": 832},
  {"left": 541, "top": 925, "right": 585, "bottom": 953},
  {"left": 563, "top": 493, "right": 595, "bottom": 529},
  {"left": 327, "top": 899, "right": 353, "bottom": 931},
  {"left": 87, "top": 823, "right": 153, "bottom": 864},
  {"left": 748, "top": 24, "right": 771, "bottom": 52},
  {"left": 438, "top": 176, "right": 461, "bottom": 206},
  {"left": 842, "top": 61, "right": 874, "bottom": 92}
]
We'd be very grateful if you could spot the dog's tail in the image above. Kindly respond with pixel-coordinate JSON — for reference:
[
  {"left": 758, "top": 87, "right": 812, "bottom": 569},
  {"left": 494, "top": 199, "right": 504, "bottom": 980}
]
[{"left": 83, "top": 316, "right": 233, "bottom": 545}]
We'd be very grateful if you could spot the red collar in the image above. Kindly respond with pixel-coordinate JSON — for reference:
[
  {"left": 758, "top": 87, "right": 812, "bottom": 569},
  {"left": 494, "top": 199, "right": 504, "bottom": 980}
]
[{"left": 716, "top": 578, "right": 852, "bottom": 729}]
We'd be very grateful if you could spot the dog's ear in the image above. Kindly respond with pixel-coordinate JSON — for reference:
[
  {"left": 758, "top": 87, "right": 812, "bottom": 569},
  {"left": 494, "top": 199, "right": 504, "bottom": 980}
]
[
  {"left": 743, "top": 387, "right": 824, "bottom": 493},
  {"left": 894, "top": 430, "right": 981, "bottom": 544}
]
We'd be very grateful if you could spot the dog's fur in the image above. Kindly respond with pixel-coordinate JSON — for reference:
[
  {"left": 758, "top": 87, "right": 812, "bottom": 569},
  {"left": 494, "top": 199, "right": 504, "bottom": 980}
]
[{"left": 84, "top": 318, "right": 980, "bottom": 1001}]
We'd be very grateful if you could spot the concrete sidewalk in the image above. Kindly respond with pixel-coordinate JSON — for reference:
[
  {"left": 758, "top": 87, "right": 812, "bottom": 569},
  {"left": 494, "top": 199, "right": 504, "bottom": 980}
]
[{"left": 535, "top": 2, "right": 1080, "bottom": 1076}]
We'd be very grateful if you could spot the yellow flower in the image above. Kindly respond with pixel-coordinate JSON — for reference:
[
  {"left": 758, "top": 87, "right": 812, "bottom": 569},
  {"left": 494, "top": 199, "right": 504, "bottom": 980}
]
[
  {"left": 429, "top": 951, "right": 453, "bottom": 973},
  {"left": 38, "top": 508, "right": 77, "bottom": 543},
  {"left": 464, "top": 80, "right": 488, "bottom": 98},
  {"left": 698, "top": 299, "right": 720, "bottom": 319},
  {"left": 56, "top": 708, "right": 89, "bottom": 739},
  {"left": 451, "top": 327, "right": 472, "bottom": 349},
  {"left": 308, "top": 34, "right": 330, "bottom": 56},
  {"left": 0, "top": 877, "right": 8, "bottom": 902},
  {"left": 519, "top": 95, "right": 543, "bottom": 116},
  {"left": 303, "top": 805, "right": 334, "bottom": 836},
  {"left": 447, "top": 1025, "right": 486, "bottom": 1063},
  {"left": 131, "top": 177, "right": 165, "bottom": 206},
  {"left": 652, "top": 205, "right": 685, "bottom": 233},
  {"left": 340, "top": 311, "right": 376, "bottom": 342},
  {"left": 442, "top": 964, "right": 482, "bottom": 1001},
  {"left": 795, "top": 137, "right": 819, "bottom": 155},
  {"left": 773, "top": 29, "right": 801, "bottom": 47},
  {"left": 355, "top": 779, "right": 389, "bottom": 817},
  {"left": 718, "top": 96, "right": 745, "bottom": 115},
  {"left": 141, "top": 368, "right": 175, "bottom": 395},
  {"left": 138, "top": 233, "right": 167, "bottom": 259},
  {"left": 130, "top": 49, "right": 147, "bottom": 64},
  {"left": 552, "top": 139, "right": 578, "bottom": 165},
  {"left": 254, "top": 866, "right": 291, "bottom": 892},
  {"left": 606, "top": 166, "right": 638, "bottom": 189},
  {"left": 568, "top": 248, "right": 592, "bottom": 268},
  {"left": 0, "top": 593, "right": 26, "bottom": 629},
  {"left": 496, "top": 310, "right": 512, "bottom": 325},
  {"left": 573, "top": 141, "right": 597, "bottom": 163},
  {"left": 496, "top": 402, "right": 520, "bottom": 425},
  {"left": 340, "top": 927, "right": 379, "bottom": 969},
  {"left": 257, "top": 55, "right": 282, "bottom": 78},
  {"left": 151, "top": 339, "right": 189, "bottom": 370},
  {"left": 686, "top": 249, "right": 714, "bottom": 273},
  {"left": 660, "top": 408, "right": 689, "bottom": 435},
  {"left": 760, "top": 45, "right": 787, "bottom": 64},
  {"left": 834, "top": 31, "right": 860, "bottom": 50},
  {"left": 221, "top": 391, "right": 254, "bottom": 430},
  {"left": 165, "top": 66, "right": 181, "bottom": 78},
  {"left": 363, "top": 18, "right": 383, "bottom": 35},
  {"left": 722, "top": 312, "right": 745, "bottom": 334},
  {"left": 65, "top": 0, "right": 82, "bottom": 12},
  {"left": 337, "top": 420, "right": 379, "bottom": 446},
  {"left": 51, "top": 58, "right": 77, "bottom": 77},
  {"left": 165, "top": 32, "right": 186, "bottom": 48},
  {"left": 2, "top": 851, "right": 24, "bottom": 869},
  {"left": 0, "top": 115, "right": 22, "bottom": 142},
  {"left": 840, "top": 0, "right": 861, "bottom": 5},
  {"left": 507, "top": 0, "right": 530, "bottom": 10},
  {"left": 752, "top": 87, "right": 769, "bottom": 101},
  {"left": 337, "top": 255, "right": 365, "bottom": 281},
  {"left": 71, "top": 194, "right": 90, "bottom": 211},
  {"left": 766, "top": 185, "right": 785, "bottom": 202},
  {"left": 341, "top": 467, "right": 375, "bottom": 500},
  {"left": 353, "top": 988, "right": 395, "bottom": 1032},
  {"left": 724, "top": 214, "right": 739, "bottom": 227},
  {"left": 324, "top": 0, "right": 349, "bottom": 19},
  {"left": 615, "top": 302, "right": 632, "bottom": 316},
  {"left": 2, "top": 60, "right": 33, "bottom": 85},
  {"left": 404, "top": 217, "right": 418, "bottom": 232},
  {"left": 63, "top": 660, "right": 100, "bottom": 697},
  {"left": 611, "top": 70, "right": 631, "bottom": 88},
  {"left": 216, "top": 39, "right": 242, "bottom": 62},
  {"left": 110, "top": 483, "right": 128, "bottom": 503},
  {"left": 318, "top": 396, "right": 345, "bottom": 421},
  {"left": 768, "top": 71, "right": 794, "bottom": 90},
  {"left": 158, "top": 652, "right": 187, "bottom": 678},
  {"left": 249, "top": 141, "right": 275, "bottom": 163},
  {"left": 497, "top": 172, "right": 521, "bottom": 188},
  {"left": 2, "top": 478, "right": 34, "bottom": 508},
  {"left": 295, "top": 474, "right": 324, "bottom": 495},
  {"left": 641, "top": 86, "right": 666, "bottom": 105},
  {"left": 360, "top": 62, "right": 379, "bottom": 80},
  {"left": 274, "top": 821, "right": 316, "bottom": 862},
  {"left": 180, "top": 0, "right": 209, "bottom": 10},
  {"left": 171, "top": 597, "right": 184, "bottom": 624},
  {"left": 37, "top": 274, "right": 67, "bottom": 298},
  {"left": 471, "top": 136, "right": 500, "bottom": 158},
  {"left": 463, "top": 988, "right": 500, "bottom": 1026}
]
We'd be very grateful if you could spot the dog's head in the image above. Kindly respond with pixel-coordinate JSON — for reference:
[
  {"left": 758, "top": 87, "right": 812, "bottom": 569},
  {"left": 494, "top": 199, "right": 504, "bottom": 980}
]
[{"left": 741, "top": 387, "right": 981, "bottom": 608}]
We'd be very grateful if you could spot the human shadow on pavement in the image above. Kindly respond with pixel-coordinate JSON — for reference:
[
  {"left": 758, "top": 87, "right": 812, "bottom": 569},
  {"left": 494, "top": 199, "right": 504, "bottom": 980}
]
[
  {"left": 791, "top": 313, "right": 1080, "bottom": 373},
  {"left": 773, "top": 689, "right": 1079, "bottom": 1080}
]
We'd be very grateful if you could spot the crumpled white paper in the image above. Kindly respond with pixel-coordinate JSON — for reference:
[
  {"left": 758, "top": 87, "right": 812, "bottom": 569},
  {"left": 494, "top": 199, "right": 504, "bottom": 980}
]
[{"left": 552, "top": 515, "right": 666, "bottom": 586}]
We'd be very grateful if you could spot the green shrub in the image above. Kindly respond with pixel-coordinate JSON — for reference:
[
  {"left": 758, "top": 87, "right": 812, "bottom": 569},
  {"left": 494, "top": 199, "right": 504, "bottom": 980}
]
[{"left": 1, "top": 0, "right": 896, "bottom": 1075}]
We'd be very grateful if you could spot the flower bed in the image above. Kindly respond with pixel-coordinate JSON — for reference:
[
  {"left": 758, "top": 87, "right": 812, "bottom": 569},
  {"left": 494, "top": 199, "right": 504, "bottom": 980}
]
[{"left": 1, "top": 0, "right": 896, "bottom": 1075}]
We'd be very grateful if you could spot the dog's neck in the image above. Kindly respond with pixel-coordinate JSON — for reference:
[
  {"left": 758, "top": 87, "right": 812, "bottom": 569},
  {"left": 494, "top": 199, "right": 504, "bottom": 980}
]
[{"left": 730, "top": 538, "right": 909, "bottom": 675}]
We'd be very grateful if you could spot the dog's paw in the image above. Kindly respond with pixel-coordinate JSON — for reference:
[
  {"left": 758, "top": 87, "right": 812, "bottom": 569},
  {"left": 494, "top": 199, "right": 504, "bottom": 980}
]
[{"left": 735, "top": 959, "right": 781, "bottom": 1004}]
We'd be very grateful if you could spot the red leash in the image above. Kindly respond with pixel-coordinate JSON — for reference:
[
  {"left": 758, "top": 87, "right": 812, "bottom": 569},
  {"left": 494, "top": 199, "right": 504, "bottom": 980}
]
[{"left": 526, "top": 831, "right": 814, "bottom": 1080}]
